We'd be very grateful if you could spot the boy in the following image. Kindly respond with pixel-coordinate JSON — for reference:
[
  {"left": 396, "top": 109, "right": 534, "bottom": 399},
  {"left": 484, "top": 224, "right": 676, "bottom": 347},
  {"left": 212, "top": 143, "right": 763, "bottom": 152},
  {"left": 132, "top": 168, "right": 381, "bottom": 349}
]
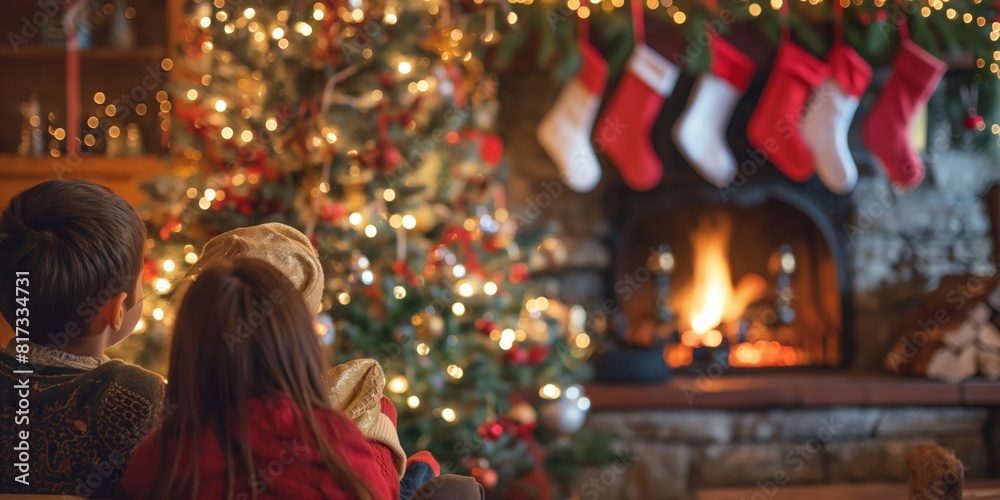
[{"left": 0, "top": 179, "right": 165, "bottom": 497}]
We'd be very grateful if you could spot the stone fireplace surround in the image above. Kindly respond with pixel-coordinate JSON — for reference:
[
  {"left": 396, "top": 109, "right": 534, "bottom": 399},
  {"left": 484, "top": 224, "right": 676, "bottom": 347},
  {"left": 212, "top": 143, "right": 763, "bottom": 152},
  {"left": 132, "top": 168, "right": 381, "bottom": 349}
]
[{"left": 499, "top": 53, "right": 1000, "bottom": 496}]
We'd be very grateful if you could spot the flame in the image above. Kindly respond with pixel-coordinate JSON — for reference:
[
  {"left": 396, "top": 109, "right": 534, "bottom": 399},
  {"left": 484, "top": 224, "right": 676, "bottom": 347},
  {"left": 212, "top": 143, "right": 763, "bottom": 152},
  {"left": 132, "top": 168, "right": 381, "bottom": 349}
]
[{"left": 687, "top": 215, "right": 733, "bottom": 335}]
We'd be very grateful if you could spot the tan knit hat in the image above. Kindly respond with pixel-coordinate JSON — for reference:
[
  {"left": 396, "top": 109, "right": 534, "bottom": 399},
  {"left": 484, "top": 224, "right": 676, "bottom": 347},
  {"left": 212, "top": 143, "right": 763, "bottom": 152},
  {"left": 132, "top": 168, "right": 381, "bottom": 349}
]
[{"left": 184, "top": 223, "right": 325, "bottom": 313}]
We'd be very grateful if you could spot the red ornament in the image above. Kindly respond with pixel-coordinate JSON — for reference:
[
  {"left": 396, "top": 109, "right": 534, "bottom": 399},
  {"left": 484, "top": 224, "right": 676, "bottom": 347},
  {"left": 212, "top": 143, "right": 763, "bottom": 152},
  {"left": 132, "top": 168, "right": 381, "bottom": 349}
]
[
  {"left": 320, "top": 202, "right": 347, "bottom": 224},
  {"left": 527, "top": 345, "right": 549, "bottom": 364},
  {"left": 480, "top": 134, "right": 504, "bottom": 167},
  {"left": 507, "top": 345, "right": 530, "bottom": 365},
  {"left": 964, "top": 113, "right": 985, "bottom": 131},
  {"left": 381, "top": 143, "right": 402, "bottom": 172},
  {"left": 471, "top": 467, "right": 498, "bottom": 490},
  {"left": 474, "top": 318, "right": 498, "bottom": 334},
  {"left": 477, "top": 420, "right": 504, "bottom": 442},
  {"left": 510, "top": 263, "right": 529, "bottom": 284},
  {"left": 142, "top": 257, "right": 158, "bottom": 282}
]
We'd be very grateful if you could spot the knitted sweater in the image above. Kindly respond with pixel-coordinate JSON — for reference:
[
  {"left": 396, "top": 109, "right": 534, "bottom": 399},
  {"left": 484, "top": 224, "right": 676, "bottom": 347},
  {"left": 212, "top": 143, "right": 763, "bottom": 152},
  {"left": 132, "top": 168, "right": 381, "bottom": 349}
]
[
  {"left": 0, "top": 351, "right": 165, "bottom": 498},
  {"left": 122, "top": 396, "right": 396, "bottom": 499}
]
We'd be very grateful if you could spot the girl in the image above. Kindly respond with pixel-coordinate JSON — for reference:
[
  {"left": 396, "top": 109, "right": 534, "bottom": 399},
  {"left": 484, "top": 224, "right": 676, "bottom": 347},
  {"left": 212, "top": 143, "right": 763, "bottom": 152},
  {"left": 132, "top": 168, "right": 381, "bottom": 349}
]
[{"left": 122, "top": 257, "right": 393, "bottom": 499}]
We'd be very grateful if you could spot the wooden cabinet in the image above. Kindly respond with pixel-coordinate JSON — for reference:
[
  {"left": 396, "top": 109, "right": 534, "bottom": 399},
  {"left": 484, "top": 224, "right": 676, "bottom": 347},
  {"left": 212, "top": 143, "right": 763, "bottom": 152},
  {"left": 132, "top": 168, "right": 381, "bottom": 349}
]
[{"left": 0, "top": 0, "right": 185, "bottom": 207}]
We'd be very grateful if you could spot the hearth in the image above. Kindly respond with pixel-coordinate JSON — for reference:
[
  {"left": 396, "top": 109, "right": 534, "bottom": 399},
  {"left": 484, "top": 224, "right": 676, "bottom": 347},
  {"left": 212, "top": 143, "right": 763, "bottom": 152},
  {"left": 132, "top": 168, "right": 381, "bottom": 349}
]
[{"left": 611, "top": 177, "right": 852, "bottom": 372}]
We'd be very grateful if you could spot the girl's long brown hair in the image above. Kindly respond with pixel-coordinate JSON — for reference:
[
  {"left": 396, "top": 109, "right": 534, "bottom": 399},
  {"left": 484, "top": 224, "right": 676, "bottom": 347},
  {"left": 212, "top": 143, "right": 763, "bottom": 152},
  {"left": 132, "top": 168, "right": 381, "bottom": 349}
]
[{"left": 149, "top": 257, "right": 377, "bottom": 500}]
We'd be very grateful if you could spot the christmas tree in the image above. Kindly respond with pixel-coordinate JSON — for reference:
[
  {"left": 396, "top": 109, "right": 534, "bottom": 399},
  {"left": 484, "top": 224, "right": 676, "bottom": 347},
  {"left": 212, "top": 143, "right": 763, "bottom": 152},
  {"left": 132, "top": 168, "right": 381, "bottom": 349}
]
[{"left": 122, "top": 0, "right": 612, "bottom": 494}]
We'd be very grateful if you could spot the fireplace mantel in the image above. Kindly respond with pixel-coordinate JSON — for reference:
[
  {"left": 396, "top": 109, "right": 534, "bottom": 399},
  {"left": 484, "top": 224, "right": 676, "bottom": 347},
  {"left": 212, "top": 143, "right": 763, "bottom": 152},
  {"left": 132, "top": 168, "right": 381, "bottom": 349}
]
[{"left": 586, "top": 374, "right": 1000, "bottom": 410}]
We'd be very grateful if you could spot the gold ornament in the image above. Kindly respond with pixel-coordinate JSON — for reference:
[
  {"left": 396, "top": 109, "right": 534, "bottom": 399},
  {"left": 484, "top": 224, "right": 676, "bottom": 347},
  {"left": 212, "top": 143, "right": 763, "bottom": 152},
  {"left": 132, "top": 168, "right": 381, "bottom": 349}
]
[{"left": 509, "top": 401, "right": 537, "bottom": 425}]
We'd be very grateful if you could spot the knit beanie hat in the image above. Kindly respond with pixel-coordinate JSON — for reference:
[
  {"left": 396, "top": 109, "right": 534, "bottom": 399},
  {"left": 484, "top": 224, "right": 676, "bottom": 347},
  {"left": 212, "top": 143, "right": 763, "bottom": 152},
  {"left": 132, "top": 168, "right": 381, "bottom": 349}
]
[{"left": 183, "top": 223, "right": 325, "bottom": 313}]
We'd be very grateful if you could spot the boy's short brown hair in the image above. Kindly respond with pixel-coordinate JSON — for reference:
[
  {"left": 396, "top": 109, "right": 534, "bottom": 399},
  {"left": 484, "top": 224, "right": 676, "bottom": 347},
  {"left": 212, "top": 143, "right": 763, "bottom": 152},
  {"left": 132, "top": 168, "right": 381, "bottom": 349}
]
[{"left": 0, "top": 180, "right": 146, "bottom": 346}]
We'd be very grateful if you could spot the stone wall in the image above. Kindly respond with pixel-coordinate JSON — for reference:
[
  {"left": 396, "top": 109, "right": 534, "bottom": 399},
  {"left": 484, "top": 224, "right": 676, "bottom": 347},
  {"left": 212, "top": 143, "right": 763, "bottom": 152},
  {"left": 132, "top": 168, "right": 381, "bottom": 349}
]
[{"left": 574, "top": 407, "right": 991, "bottom": 499}]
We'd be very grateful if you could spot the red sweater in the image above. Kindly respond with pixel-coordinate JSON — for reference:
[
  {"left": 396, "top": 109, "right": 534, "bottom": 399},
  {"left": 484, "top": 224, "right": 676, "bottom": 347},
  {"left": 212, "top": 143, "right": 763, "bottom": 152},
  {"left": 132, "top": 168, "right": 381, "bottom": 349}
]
[{"left": 122, "top": 397, "right": 395, "bottom": 500}]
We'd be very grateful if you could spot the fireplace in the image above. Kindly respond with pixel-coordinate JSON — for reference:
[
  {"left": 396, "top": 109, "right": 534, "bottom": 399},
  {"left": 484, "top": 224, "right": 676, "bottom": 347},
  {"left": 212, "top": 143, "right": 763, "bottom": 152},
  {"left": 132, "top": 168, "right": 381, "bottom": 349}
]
[{"left": 612, "top": 179, "right": 852, "bottom": 371}]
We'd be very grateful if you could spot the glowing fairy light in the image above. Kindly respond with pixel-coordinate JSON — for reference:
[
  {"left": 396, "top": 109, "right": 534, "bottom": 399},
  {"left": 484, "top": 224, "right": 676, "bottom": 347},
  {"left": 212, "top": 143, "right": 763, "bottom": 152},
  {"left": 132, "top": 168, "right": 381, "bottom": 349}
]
[
  {"left": 539, "top": 384, "right": 561, "bottom": 399},
  {"left": 388, "top": 376, "right": 408, "bottom": 393}
]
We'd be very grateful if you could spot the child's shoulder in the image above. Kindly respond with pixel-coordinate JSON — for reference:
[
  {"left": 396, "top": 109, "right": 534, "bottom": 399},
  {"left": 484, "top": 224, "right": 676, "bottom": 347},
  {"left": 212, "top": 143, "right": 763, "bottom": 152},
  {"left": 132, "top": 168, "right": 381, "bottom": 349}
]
[{"left": 91, "top": 360, "right": 166, "bottom": 423}]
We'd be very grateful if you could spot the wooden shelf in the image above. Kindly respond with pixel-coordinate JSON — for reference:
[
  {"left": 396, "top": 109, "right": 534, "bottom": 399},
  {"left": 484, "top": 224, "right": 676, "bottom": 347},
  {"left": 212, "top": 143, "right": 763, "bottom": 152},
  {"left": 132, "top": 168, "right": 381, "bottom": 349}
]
[
  {"left": 586, "top": 373, "right": 1000, "bottom": 410},
  {"left": 0, "top": 153, "right": 171, "bottom": 207},
  {"left": 0, "top": 46, "right": 166, "bottom": 61}
]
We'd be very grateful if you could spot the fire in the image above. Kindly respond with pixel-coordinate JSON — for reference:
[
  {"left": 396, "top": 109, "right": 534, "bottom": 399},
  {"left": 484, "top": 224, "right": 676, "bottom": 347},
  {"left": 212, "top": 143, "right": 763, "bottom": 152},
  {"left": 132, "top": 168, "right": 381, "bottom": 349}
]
[
  {"left": 687, "top": 215, "right": 733, "bottom": 336},
  {"left": 662, "top": 212, "right": 806, "bottom": 368}
]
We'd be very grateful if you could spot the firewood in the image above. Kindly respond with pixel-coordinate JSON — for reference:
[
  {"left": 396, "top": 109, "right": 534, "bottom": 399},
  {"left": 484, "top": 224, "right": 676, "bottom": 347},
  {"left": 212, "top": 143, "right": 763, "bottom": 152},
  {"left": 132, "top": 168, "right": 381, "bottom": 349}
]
[
  {"left": 980, "top": 351, "right": 1000, "bottom": 382},
  {"left": 942, "top": 321, "right": 977, "bottom": 350},
  {"left": 979, "top": 322, "right": 1000, "bottom": 351},
  {"left": 926, "top": 345, "right": 978, "bottom": 384},
  {"left": 907, "top": 443, "right": 964, "bottom": 500}
]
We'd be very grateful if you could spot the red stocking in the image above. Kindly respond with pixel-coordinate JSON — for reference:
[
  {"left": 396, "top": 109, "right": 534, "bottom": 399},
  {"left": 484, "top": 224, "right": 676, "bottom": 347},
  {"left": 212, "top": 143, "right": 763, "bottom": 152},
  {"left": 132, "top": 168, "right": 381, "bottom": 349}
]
[
  {"left": 593, "top": 0, "right": 679, "bottom": 191},
  {"left": 746, "top": 43, "right": 828, "bottom": 182},
  {"left": 862, "top": 29, "right": 945, "bottom": 189}
]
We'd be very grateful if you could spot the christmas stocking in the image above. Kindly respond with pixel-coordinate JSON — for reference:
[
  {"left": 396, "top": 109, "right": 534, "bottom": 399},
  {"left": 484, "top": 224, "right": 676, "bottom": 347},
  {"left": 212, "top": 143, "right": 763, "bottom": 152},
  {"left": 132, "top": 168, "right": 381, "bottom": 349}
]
[
  {"left": 747, "top": 43, "right": 828, "bottom": 182},
  {"left": 802, "top": 44, "right": 872, "bottom": 194},
  {"left": 594, "top": 44, "right": 680, "bottom": 191},
  {"left": 673, "top": 35, "right": 756, "bottom": 187},
  {"left": 862, "top": 37, "right": 945, "bottom": 190},
  {"left": 537, "top": 40, "right": 609, "bottom": 193}
]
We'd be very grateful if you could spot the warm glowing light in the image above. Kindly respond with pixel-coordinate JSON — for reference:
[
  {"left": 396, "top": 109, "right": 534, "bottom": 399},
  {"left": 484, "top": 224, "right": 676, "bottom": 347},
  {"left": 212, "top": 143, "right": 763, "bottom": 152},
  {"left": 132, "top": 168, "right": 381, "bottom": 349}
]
[
  {"left": 688, "top": 216, "right": 732, "bottom": 334},
  {"left": 401, "top": 215, "right": 417, "bottom": 229},
  {"left": 244, "top": 7, "right": 256, "bottom": 18},
  {"left": 458, "top": 282, "right": 474, "bottom": 297},
  {"left": 221, "top": 127, "right": 233, "bottom": 139},
  {"left": 484, "top": 282, "right": 498, "bottom": 295},
  {"left": 152, "top": 308, "right": 165, "bottom": 321},
  {"left": 452, "top": 302, "right": 466, "bottom": 316},
  {"left": 539, "top": 384, "right": 561, "bottom": 399},
  {"left": 704, "top": 329, "right": 723, "bottom": 348},
  {"left": 388, "top": 376, "right": 409, "bottom": 393},
  {"left": 441, "top": 408, "right": 457, "bottom": 422},
  {"left": 185, "top": 252, "right": 198, "bottom": 264},
  {"left": 271, "top": 27, "right": 285, "bottom": 39},
  {"left": 338, "top": 292, "right": 351, "bottom": 305},
  {"left": 393, "top": 286, "right": 406, "bottom": 299},
  {"left": 214, "top": 99, "right": 227, "bottom": 112},
  {"left": 349, "top": 212, "right": 363, "bottom": 225},
  {"left": 383, "top": 188, "right": 396, "bottom": 201},
  {"left": 575, "top": 333, "right": 591, "bottom": 348},
  {"left": 416, "top": 342, "right": 430, "bottom": 355},
  {"left": 398, "top": 61, "right": 412, "bottom": 74},
  {"left": 365, "top": 225, "right": 377, "bottom": 238},
  {"left": 162, "top": 259, "right": 176, "bottom": 272},
  {"left": 407, "top": 396, "right": 420, "bottom": 408},
  {"left": 749, "top": 3, "right": 762, "bottom": 15},
  {"left": 447, "top": 364, "right": 464, "bottom": 379}
]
